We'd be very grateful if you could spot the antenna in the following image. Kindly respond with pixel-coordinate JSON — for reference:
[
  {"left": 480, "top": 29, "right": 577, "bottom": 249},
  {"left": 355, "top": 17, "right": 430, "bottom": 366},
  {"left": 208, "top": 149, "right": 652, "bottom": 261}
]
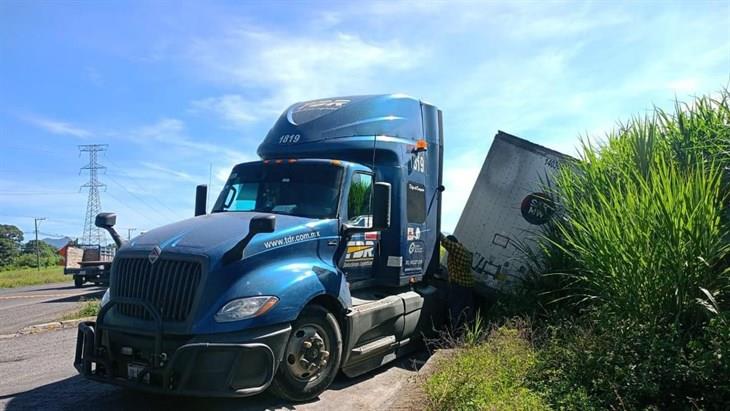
[
  {"left": 208, "top": 162, "right": 212, "bottom": 212},
  {"left": 79, "top": 144, "right": 108, "bottom": 245}
]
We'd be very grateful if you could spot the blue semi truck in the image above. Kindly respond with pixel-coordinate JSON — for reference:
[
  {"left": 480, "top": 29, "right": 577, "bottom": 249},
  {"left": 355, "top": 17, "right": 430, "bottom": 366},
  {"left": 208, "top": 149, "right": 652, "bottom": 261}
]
[{"left": 74, "top": 94, "right": 448, "bottom": 401}]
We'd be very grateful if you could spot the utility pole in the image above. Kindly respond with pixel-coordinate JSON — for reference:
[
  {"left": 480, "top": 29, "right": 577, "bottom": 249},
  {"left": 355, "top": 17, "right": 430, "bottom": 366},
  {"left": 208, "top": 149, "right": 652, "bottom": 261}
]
[
  {"left": 79, "top": 144, "right": 108, "bottom": 245},
  {"left": 34, "top": 217, "right": 46, "bottom": 271},
  {"left": 126, "top": 228, "right": 136, "bottom": 240}
]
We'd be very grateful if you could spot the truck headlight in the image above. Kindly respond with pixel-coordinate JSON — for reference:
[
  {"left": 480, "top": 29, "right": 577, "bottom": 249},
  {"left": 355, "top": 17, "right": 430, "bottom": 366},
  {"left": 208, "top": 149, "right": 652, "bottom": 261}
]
[
  {"left": 101, "top": 289, "right": 110, "bottom": 307},
  {"left": 214, "top": 296, "right": 278, "bottom": 323}
]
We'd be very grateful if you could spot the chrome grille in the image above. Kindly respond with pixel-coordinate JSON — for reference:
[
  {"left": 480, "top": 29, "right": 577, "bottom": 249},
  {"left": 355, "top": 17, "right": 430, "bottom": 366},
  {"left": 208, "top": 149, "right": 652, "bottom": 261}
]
[{"left": 112, "top": 257, "right": 202, "bottom": 322}]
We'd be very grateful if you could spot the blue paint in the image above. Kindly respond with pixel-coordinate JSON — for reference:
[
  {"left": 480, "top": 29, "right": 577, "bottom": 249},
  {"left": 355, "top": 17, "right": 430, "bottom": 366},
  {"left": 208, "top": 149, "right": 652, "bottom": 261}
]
[{"left": 114, "top": 94, "right": 442, "bottom": 334}]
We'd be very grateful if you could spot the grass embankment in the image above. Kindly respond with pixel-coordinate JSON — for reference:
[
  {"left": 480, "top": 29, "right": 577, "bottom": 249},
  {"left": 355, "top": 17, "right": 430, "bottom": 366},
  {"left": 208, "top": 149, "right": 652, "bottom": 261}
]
[
  {"left": 0, "top": 267, "right": 68, "bottom": 288},
  {"left": 426, "top": 320, "right": 550, "bottom": 410},
  {"left": 426, "top": 89, "right": 730, "bottom": 410},
  {"left": 61, "top": 298, "right": 101, "bottom": 320}
]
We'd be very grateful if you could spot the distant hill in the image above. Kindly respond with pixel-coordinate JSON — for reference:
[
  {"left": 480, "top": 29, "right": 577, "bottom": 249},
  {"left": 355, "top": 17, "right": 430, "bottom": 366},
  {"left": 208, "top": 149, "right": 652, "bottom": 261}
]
[{"left": 42, "top": 237, "right": 73, "bottom": 249}]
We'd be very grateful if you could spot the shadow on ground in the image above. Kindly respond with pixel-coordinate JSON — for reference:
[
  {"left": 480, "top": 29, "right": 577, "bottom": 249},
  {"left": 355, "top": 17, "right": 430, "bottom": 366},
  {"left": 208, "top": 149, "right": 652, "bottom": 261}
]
[
  {"left": 13, "top": 284, "right": 104, "bottom": 293},
  {"left": 41, "top": 291, "right": 105, "bottom": 305},
  {"left": 3, "top": 353, "right": 426, "bottom": 411}
]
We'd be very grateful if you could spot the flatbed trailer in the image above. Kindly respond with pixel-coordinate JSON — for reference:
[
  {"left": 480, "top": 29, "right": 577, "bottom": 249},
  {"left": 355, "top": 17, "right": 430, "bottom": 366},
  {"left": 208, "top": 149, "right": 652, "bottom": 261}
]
[{"left": 64, "top": 244, "right": 115, "bottom": 287}]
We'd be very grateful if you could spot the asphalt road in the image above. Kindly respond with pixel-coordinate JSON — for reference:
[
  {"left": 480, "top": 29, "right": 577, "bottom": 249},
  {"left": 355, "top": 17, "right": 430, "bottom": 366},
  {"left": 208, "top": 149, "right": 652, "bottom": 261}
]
[
  {"left": 0, "top": 282, "right": 105, "bottom": 335},
  {"left": 0, "top": 327, "right": 422, "bottom": 411}
]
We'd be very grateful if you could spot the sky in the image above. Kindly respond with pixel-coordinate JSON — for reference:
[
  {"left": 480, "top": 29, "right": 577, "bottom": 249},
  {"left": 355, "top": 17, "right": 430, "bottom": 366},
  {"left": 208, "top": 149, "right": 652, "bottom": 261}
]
[{"left": 1, "top": 0, "right": 729, "bottom": 243}]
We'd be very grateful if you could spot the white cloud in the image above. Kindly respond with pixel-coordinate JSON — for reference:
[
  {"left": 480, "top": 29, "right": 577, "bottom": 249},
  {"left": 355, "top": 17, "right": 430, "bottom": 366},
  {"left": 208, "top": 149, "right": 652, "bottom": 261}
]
[
  {"left": 176, "top": 3, "right": 728, "bottom": 228},
  {"left": 21, "top": 114, "right": 92, "bottom": 138},
  {"left": 186, "top": 29, "right": 424, "bottom": 127},
  {"left": 140, "top": 162, "right": 198, "bottom": 183},
  {"left": 441, "top": 151, "right": 484, "bottom": 232},
  {"left": 215, "top": 166, "right": 232, "bottom": 183},
  {"left": 130, "top": 118, "right": 252, "bottom": 162},
  {"left": 190, "top": 94, "right": 261, "bottom": 126},
  {"left": 118, "top": 118, "right": 256, "bottom": 204}
]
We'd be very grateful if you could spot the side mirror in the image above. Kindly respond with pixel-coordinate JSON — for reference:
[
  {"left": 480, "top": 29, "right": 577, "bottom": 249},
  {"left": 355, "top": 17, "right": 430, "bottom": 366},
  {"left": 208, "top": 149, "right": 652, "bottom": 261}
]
[
  {"left": 249, "top": 215, "right": 276, "bottom": 234},
  {"left": 195, "top": 184, "right": 207, "bottom": 216},
  {"left": 95, "top": 212, "right": 123, "bottom": 247},
  {"left": 222, "top": 214, "right": 277, "bottom": 265},
  {"left": 372, "top": 182, "right": 391, "bottom": 231},
  {"left": 95, "top": 212, "right": 117, "bottom": 228}
]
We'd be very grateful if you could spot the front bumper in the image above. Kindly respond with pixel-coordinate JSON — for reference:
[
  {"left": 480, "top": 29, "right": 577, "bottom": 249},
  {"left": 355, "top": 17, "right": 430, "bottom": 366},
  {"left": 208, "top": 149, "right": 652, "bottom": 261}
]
[{"left": 74, "top": 298, "right": 290, "bottom": 397}]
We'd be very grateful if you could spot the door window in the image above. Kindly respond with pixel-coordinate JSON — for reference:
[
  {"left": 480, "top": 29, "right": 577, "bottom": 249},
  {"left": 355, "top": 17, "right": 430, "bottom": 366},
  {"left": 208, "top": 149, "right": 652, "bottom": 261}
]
[{"left": 347, "top": 173, "right": 373, "bottom": 227}]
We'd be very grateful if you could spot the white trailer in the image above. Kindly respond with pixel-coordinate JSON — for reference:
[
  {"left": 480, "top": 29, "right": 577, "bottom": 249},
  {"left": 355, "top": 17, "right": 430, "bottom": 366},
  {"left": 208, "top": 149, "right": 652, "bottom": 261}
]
[{"left": 454, "top": 131, "right": 573, "bottom": 294}]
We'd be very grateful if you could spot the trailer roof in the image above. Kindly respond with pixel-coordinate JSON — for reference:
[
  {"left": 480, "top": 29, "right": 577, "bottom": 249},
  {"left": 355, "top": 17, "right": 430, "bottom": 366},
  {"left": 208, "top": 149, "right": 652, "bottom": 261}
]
[{"left": 494, "top": 130, "right": 575, "bottom": 161}]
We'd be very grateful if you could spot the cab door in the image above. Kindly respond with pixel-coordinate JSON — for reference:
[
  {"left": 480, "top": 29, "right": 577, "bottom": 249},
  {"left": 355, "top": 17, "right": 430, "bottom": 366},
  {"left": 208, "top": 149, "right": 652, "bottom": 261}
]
[{"left": 341, "top": 172, "right": 379, "bottom": 283}]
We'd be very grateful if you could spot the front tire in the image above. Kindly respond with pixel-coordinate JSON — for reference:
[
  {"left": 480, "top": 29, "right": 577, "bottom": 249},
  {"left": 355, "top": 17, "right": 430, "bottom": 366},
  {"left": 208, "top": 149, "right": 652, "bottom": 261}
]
[
  {"left": 74, "top": 276, "right": 84, "bottom": 288},
  {"left": 269, "top": 305, "right": 343, "bottom": 402}
]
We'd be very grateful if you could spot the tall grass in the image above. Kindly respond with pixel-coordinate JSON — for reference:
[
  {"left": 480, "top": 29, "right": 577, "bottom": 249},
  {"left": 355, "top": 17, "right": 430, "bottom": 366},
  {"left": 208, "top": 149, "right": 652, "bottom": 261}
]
[
  {"left": 425, "top": 323, "right": 549, "bottom": 411},
  {"left": 0, "top": 267, "right": 67, "bottom": 288},
  {"left": 542, "top": 89, "right": 730, "bottom": 326}
]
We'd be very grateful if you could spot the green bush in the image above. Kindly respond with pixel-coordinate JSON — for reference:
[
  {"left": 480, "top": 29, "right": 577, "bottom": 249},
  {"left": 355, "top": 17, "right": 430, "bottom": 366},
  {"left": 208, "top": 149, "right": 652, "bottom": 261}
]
[
  {"left": 62, "top": 298, "right": 101, "bottom": 320},
  {"left": 425, "top": 324, "right": 550, "bottom": 411},
  {"left": 11, "top": 253, "right": 61, "bottom": 268},
  {"left": 529, "top": 312, "right": 730, "bottom": 410}
]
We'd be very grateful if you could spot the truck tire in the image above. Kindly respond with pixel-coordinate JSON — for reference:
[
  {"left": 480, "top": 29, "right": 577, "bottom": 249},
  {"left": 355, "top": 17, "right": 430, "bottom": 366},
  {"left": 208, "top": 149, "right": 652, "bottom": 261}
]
[
  {"left": 74, "top": 276, "right": 84, "bottom": 288},
  {"left": 269, "top": 304, "right": 343, "bottom": 402}
]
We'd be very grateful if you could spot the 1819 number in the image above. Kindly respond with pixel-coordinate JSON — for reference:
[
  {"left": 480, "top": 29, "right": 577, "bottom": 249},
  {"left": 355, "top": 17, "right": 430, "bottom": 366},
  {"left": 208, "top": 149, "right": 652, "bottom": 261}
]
[{"left": 279, "top": 134, "right": 301, "bottom": 144}]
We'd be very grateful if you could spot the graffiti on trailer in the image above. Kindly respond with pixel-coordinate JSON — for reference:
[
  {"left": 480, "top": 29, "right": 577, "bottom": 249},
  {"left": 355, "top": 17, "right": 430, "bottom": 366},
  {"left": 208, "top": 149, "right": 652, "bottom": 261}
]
[{"left": 470, "top": 251, "right": 503, "bottom": 280}]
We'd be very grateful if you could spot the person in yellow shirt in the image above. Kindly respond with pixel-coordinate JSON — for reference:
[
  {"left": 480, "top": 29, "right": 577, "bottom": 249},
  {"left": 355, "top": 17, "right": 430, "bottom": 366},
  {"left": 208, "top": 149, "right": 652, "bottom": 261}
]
[{"left": 439, "top": 233, "right": 475, "bottom": 330}]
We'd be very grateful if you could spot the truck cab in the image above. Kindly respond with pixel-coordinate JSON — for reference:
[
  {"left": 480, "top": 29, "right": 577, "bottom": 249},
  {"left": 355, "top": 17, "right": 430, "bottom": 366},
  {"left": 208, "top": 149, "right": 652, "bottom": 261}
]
[{"left": 74, "top": 94, "right": 447, "bottom": 401}]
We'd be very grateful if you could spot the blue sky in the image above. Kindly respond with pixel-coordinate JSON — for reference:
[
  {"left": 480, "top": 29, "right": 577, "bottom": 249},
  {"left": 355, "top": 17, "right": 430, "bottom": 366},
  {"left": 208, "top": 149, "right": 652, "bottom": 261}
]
[{"left": 1, "top": 0, "right": 728, "bottom": 242}]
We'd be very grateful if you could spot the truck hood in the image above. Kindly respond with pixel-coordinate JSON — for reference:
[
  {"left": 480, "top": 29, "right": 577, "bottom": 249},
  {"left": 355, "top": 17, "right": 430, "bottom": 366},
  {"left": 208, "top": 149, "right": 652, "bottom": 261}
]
[{"left": 127, "top": 212, "right": 320, "bottom": 255}]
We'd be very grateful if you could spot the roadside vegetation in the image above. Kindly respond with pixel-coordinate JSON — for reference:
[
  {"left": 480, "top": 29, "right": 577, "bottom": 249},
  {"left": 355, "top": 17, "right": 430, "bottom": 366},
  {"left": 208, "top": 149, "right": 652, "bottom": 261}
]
[
  {"left": 61, "top": 298, "right": 101, "bottom": 320},
  {"left": 426, "top": 89, "right": 729, "bottom": 410},
  {"left": 426, "top": 318, "right": 550, "bottom": 410},
  {"left": 0, "top": 266, "right": 67, "bottom": 288},
  {"left": 0, "top": 224, "right": 69, "bottom": 288},
  {"left": 0, "top": 224, "right": 63, "bottom": 270}
]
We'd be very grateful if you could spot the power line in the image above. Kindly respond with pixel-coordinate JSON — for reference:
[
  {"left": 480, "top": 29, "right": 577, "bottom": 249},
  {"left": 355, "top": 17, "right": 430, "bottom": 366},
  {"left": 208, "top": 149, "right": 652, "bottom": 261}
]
[
  {"left": 79, "top": 144, "right": 108, "bottom": 245},
  {"left": 34, "top": 217, "right": 46, "bottom": 271},
  {"left": 105, "top": 157, "right": 186, "bottom": 218},
  {"left": 104, "top": 189, "right": 161, "bottom": 228},
  {"left": 105, "top": 174, "right": 174, "bottom": 220}
]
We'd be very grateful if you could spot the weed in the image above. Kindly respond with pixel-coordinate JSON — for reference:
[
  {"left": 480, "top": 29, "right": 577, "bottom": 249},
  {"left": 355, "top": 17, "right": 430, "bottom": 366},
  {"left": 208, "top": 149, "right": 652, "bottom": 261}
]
[
  {"left": 425, "top": 323, "right": 549, "bottom": 411},
  {"left": 0, "top": 267, "right": 67, "bottom": 288}
]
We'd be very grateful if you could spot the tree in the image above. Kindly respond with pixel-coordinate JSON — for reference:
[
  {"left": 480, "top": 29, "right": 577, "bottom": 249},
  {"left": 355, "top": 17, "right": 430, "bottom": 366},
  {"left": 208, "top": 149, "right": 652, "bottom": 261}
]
[
  {"left": 22, "top": 240, "right": 57, "bottom": 257},
  {"left": 17, "top": 240, "right": 60, "bottom": 268},
  {"left": 0, "top": 225, "right": 23, "bottom": 267}
]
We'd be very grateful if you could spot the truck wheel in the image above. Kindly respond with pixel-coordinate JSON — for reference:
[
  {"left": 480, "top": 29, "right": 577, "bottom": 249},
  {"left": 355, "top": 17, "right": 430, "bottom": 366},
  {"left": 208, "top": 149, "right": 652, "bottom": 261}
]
[
  {"left": 74, "top": 277, "right": 84, "bottom": 288},
  {"left": 269, "top": 304, "right": 343, "bottom": 402}
]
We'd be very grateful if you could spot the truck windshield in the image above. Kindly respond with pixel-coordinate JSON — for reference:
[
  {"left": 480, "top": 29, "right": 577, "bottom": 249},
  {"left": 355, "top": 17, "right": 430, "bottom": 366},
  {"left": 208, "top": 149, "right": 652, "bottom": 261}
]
[{"left": 212, "top": 162, "right": 343, "bottom": 219}]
